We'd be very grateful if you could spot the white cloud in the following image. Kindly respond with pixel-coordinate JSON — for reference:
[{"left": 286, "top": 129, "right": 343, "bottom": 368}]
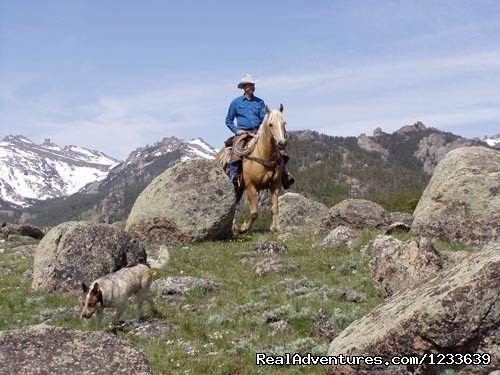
[{"left": 2, "top": 49, "right": 500, "bottom": 158}]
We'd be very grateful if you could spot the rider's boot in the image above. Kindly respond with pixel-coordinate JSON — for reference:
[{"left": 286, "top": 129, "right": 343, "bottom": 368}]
[
  {"left": 229, "top": 161, "right": 240, "bottom": 188},
  {"left": 280, "top": 157, "right": 295, "bottom": 189}
]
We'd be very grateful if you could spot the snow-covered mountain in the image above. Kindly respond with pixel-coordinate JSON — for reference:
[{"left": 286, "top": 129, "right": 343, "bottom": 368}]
[
  {"left": 0, "top": 135, "right": 119, "bottom": 207},
  {"left": 82, "top": 136, "right": 217, "bottom": 194},
  {"left": 483, "top": 133, "right": 500, "bottom": 148}
]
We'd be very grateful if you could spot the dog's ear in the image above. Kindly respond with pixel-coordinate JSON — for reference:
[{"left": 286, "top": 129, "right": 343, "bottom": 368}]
[
  {"left": 82, "top": 282, "right": 89, "bottom": 294},
  {"left": 91, "top": 282, "right": 100, "bottom": 294}
]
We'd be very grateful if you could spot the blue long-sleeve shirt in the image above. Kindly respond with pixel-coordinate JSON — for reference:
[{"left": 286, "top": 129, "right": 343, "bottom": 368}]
[{"left": 225, "top": 95, "right": 266, "bottom": 133}]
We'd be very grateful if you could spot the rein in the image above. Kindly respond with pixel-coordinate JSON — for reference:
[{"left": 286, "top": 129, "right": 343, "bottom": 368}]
[{"left": 245, "top": 155, "right": 279, "bottom": 168}]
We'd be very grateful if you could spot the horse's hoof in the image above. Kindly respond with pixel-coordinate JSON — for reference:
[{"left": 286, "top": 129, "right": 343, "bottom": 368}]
[{"left": 270, "top": 226, "right": 282, "bottom": 233}]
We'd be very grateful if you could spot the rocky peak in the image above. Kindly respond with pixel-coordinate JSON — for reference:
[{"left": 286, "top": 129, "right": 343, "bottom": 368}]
[
  {"left": 2, "top": 135, "right": 34, "bottom": 144},
  {"left": 395, "top": 121, "right": 427, "bottom": 134},
  {"left": 372, "top": 127, "right": 384, "bottom": 137},
  {"left": 357, "top": 133, "right": 389, "bottom": 159}
]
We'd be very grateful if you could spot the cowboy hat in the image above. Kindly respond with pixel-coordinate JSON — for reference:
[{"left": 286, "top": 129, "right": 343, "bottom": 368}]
[{"left": 237, "top": 74, "right": 256, "bottom": 89}]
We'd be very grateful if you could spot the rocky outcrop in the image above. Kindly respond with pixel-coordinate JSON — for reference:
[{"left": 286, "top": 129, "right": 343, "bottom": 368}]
[
  {"left": 278, "top": 193, "right": 331, "bottom": 233},
  {"left": 0, "top": 224, "right": 45, "bottom": 239},
  {"left": 372, "top": 127, "right": 385, "bottom": 137},
  {"left": 126, "top": 159, "right": 236, "bottom": 245},
  {"left": 414, "top": 132, "right": 479, "bottom": 174},
  {"left": 328, "top": 243, "right": 500, "bottom": 374},
  {"left": 395, "top": 121, "right": 427, "bottom": 134},
  {"left": 369, "top": 237, "right": 442, "bottom": 297},
  {"left": 329, "top": 199, "right": 390, "bottom": 229},
  {"left": 357, "top": 134, "right": 389, "bottom": 159},
  {"left": 32, "top": 221, "right": 146, "bottom": 292},
  {"left": 0, "top": 325, "right": 152, "bottom": 375},
  {"left": 412, "top": 146, "right": 500, "bottom": 243},
  {"left": 322, "top": 226, "right": 357, "bottom": 249}
]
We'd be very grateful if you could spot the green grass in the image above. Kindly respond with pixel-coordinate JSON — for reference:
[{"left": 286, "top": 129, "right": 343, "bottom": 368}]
[{"left": 0, "top": 231, "right": 386, "bottom": 374}]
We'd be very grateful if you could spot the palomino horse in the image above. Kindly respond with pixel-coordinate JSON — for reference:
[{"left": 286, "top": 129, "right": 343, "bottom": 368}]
[{"left": 217, "top": 105, "right": 287, "bottom": 233}]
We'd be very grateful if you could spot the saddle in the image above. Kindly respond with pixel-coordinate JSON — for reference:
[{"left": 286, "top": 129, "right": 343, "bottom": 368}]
[{"left": 218, "top": 133, "right": 254, "bottom": 174}]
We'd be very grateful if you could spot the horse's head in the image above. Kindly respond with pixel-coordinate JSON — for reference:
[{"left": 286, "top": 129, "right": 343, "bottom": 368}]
[{"left": 264, "top": 104, "right": 287, "bottom": 150}]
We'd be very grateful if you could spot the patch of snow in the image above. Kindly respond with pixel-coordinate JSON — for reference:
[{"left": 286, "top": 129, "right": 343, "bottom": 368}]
[
  {"left": 48, "top": 160, "right": 109, "bottom": 195},
  {"left": 44, "top": 145, "right": 61, "bottom": 151},
  {"left": 18, "top": 136, "right": 34, "bottom": 144},
  {"left": 189, "top": 138, "right": 216, "bottom": 153},
  {"left": 485, "top": 138, "right": 500, "bottom": 146},
  {"left": 186, "top": 146, "right": 215, "bottom": 159}
]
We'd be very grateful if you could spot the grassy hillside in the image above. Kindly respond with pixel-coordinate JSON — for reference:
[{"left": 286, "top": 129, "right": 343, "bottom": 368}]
[{"left": 0, "top": 230, "right": 384, "bottom": 374}]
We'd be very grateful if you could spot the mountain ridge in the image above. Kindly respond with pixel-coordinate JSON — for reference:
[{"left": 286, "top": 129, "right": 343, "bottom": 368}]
[
  {"left": 0, "top": 125, "right": 496, "bottom": 226},
  {"left": 0, "top": 135, "right": 119, "bottom": 207}
]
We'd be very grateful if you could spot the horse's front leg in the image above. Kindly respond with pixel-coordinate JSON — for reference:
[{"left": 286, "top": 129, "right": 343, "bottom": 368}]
[
  {"left": 239, "top": 184, "right": 258, "bottom": 233},
  {"left": 270, "top": 185, "right": 281, "bottom": 233}
]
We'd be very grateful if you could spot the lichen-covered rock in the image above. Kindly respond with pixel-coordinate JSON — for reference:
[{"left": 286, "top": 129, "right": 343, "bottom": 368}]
[
  {"left": 0, "top": 325, "right": 152, "bottom": 375},
  {"left": 361, "top": 234, "right": 402, "bottom": 257},
  {"left": 126, "top": 159, "right": 236, "bottom": 245},
  {"left": 253, "top": 258, "right": 298, "bottom": 276},
  {"left": 32, "top": 221, "right": 146, "bottom": 292},
  {"left": 252, "top": 241, "right": 288, "bottom": 255},
  {"left": 1, "top": 224, "right": 45, "bottom": 239},
  {"left": 328, "top": 243, "right": 500, "bottom": 374},
  {"left": 278, "top": 192, "right": 331, "bottom": 233},
  {"left": 388, "top": 212, "right": 414, "bottom": 226},
  {"left": 369, "top": 237, "right": 442, "bottom": 297},
  {"left": 322, "top": 226, "right": 357, "bottom": 249},
  {"left": 152, "top": 276, "right": 219, "bottom": 296},
  {"left": 329, "top": 199, "right": 390, "bottom": 229},
  {"left": 412, "top": 146, "right": 500, "bottom": 243}
]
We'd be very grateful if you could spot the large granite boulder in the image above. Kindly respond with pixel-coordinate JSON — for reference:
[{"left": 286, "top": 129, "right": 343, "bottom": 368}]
[
  {"left": 369, "top": 237, "right": 442, "bottom": 297},
  {"left": 0, "top": 325, "right": 152, "bottom": 375},
  {"left": 412, "top": 146, "right": 500, "bottom": 243},
  {"left": 32, "top": 221, "right": 146, "bottom": 292},
  {"left": 329, "top": 199, "right": 390, "bottom": 229},
  {"left": 126, "top": 159, "right": 236, "bottom": 245},
  {"left": 278, "top": 192, "right": 331, "bottom": 233},
  {"left": 328, "top": 243, "right": 500, "bottom": 374}
]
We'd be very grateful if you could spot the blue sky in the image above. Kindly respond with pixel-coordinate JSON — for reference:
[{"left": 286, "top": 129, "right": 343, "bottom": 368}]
[{"left": 1, "top": 0, "right": 499, "bottom": 159}]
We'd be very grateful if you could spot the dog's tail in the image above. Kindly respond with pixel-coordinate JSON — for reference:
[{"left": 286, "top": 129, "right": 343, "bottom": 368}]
[{"left": 149, "top": 245, "right": 170, "bottom": 270}]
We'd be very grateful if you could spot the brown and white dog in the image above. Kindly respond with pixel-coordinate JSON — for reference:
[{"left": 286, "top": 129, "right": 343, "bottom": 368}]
[{"left": 81, "top": 264, "right": 158, "bottom": 330}]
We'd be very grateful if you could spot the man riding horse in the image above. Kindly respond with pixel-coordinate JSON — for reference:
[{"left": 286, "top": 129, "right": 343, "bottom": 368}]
[{"left": 225, "top": 74, "right": 294, "bottom": 189}]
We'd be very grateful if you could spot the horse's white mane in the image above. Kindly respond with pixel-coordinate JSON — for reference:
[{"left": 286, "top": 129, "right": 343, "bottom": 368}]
[{"left": 258, "top": 109, "right": 284, "bottom": 137}]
